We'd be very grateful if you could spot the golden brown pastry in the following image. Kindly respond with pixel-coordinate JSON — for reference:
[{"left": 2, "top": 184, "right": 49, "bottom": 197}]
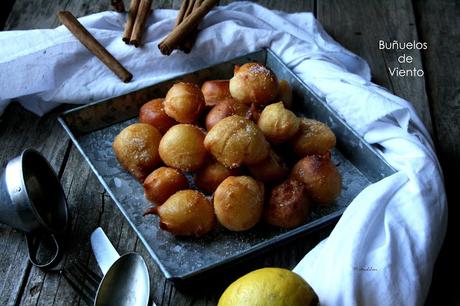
[
  {"left": 139, "top": 98, "right": 177, "bottom": 134},
  {"left": 229, "top": 63, "right": 279, "bottom": 105},
  {"left": 264, "top": 179, "right": 311, "bottom": 229},
  {"left": 277, "top": 79, "right": 293, "bottom": 109},
  {"left": 201, "top": 80, "right": 232, "bottom": 107},
  {"left": 143, "top": 167, "right": 188, "bottom": 204},
  {"left": 159, "top": 124, "right": 207, "bottom": 172},
  {"left": 213, "top": 176, "right": 264, "bottom": 231},
  {"left": 258, "top": 102, "right": 300, "bottom": 144},
  {"left": 164, "top": 82, "right": 205, "bottom": 123},
  {"left": 291, "top": 153, "right": 341, "bottom": 205},
  {"left": 290, "top": 118, "right": 336, "bottom": 156},
  {"left": 248, "top": 150, "right": 288, "bottom": 183},
  {"left": 204, "top": 115, "right": 270, "bottom": 168},
  {"left": 205, "top": 98, "right": 249, "bottom": 131},
  {"left": 112, "top": 123, "right": 162, "bottom": 182},
  {"left": 195, "top": 160, "right": 240, "bottom": 194},
  {"left": 145, "top": 190, "right": 215, "bottom": 237}
]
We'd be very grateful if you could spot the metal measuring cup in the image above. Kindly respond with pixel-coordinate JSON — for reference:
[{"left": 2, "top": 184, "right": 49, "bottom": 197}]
[{"left": 0, "top": 148, "right": 69, "bottom": 269}]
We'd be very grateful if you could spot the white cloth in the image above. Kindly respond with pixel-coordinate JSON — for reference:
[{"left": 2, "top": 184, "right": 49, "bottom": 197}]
[{"left": 0, "top": 2, "right": 447, "bottom": 305}]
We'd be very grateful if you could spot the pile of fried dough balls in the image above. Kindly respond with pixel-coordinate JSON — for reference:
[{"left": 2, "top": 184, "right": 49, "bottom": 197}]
[{"left": 112, "top": 62, "right": 341, "bottom": 237}]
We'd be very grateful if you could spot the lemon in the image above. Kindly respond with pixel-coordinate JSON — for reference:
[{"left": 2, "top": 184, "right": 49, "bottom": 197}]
[{"left": 218, "top": 267, "right": 318, "bottom": 306}]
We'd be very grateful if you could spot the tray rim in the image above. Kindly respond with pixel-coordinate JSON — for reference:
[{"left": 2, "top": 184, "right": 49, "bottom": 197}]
[{"left": 58, "top": 48, "right": 396, "bottom": 281}]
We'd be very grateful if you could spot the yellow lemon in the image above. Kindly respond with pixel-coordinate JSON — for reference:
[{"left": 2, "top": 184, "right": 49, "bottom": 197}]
[{"left": 218, "top": 267, "right": 318, "bottom": 306}]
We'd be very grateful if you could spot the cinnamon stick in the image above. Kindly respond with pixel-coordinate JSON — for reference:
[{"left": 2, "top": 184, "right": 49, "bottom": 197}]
[
  {"left": 175, "top": 0, "right": 196, "bottom": 52},
  {"left": 58, "top": 11, "right": 133, "bottom": 83},
  {"left": 122, "top": 0, "right": 140, "bottom": 44},
  {"left": 158, "top": 0, "right": 218, "bottom": 55},
  {"left": 175, "top": 0, "right": 190, "bottom": 27},
  {"left": 180, "top": 0, "right": 202, "bottom": 53},
  {"left": 130, "top": 0, "right": 152, "bottom": 47},
  {"left": 183, "top": 0, "right": 196, "bottom": 20},
  {"left": 111, "top": 0, "right": 125, "bottom": 12}
]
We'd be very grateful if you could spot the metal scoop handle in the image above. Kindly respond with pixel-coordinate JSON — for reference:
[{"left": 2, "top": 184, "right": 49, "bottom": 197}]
[{"left": 26, "top": 232, "right": 63, "bottom": 270}]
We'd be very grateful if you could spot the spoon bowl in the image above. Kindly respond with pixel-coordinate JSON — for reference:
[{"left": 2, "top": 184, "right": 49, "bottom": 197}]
[{"left": 95, "top": 252, "right": 150, "bottom": 306}]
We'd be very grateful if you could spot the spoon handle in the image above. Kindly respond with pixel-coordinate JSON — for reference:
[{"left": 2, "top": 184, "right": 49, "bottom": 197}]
[{"left": 91, "top": 227, "right": 120, "bottom": 275}]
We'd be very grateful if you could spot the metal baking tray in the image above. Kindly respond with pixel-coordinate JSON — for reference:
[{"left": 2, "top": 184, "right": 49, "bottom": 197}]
[{"left": 59, "top": 49, "right": 395, "bottom": 282}]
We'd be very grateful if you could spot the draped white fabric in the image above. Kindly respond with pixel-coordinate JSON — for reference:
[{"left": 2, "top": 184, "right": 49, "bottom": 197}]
[{"left": 0, "top": 2, "right": 446, "bottom": 305}]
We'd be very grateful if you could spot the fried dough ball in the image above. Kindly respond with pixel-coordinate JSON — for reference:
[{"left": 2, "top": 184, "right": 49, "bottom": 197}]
[
  {"left": 201, "top": 80, "right": 232, "bottom": 107},
  {"left": 229, "top": 63, "right": 279, "bottom": 105},
  {"left": 159, "top": 124, "right": 207, "bottom": 172},
  {"left": 195, "top": 160, "right": 240, "bottom": 194},
  {"left": 113, "top": 123, "right": 162, "bottom": 182},
  {"left": 214, "top": 176, "right": 264, "bottom": 231},
  {"left": 164, "top": 82, "right": 205, "bottom": 123},
  {"left": 258, "top": 102, "right": 300, "bottom": 144},
  {"left": 264, "top": 179, "right": 311, "bottom": 229},
  {"left": 291, "top": 153, "right": 341, "bottom": 205},
  {"left": 204, "top": 115, "right": 270, "bottom": 168},
  {"left": 143, "top": 167, "right": 188, "bottom": 204},
  {"left": 248, "top": 150, "right": 288, "bottom": 183},
  {"left": 290, "top": 118, "right": 336, "bottom": 156},
  {"left": 139, "top": 98, "right": 177, "bottom": 134},
  {"left": 205, "top": 98, "right": 249, "bottom": 131},
  {"left": 278, "top": 80, "right": 293, "bottom": 109},
  {"left": 146, "top": 190, "right": 215, "bottom": 237}
]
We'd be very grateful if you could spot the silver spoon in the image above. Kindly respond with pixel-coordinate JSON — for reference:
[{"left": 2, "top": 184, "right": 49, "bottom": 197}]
[{"left": 90, "top": 227, "right": 150, "bottom": 306}]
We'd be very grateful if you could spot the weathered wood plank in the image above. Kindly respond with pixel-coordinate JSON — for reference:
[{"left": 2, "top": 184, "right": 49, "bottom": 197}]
[
  {"left": 5, "top": 0, "right": 314, "bottom": 31},
  {"left": 317, "top": 0, "right": 433, "bottom": 132},
  {"left": 1, "top": 0, "right": 115, "bottom": 304},
  {"left": 220, "top": 0, "right": 314, "bottom": 12},
  {"left": 18, "top": 146, "right": 106, "bottom": 305},
  {"left": 0, "top": 0, "right": 15, "bottom": 30},
  {"left": 0, "top": 104, "right": 69, "bottom": 173},
  {"left": 0, "top": 225, "right": 30, "bottom": 306},
  {"left": 0, "top": 104, "right": 70, "bottom": 305},
  {"left": 413, "top": 1, "right": 460, "bottom": 305},
  {"left": 5, "top": 0, "right": 69, "bottom": 30}
]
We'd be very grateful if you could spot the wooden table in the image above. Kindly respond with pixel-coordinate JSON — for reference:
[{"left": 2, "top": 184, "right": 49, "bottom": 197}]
[{"left": 1, "top": 1, "right": 458, "bottom": 305}]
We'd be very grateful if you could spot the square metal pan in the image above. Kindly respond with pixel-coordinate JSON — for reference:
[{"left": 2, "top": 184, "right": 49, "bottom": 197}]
[{"left": 59, "top": 49, "right": 395, "bottom": 282}]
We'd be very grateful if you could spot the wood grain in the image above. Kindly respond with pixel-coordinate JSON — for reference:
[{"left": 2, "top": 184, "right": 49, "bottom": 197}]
[
  {"left": 0, "top": 104, "right": 70, "bottom": 304},
  {"left": 413, "top": 1, "right": 460, "bottom": 305},
  {"left": 18, "top": 147, "right": 107, "bottom": 305},
  {"left": 317, "top": 0, "right": 433, "bottom": 132},
  {"left": 0, "top": 0, "right": 15, "bottom": 30},
  {"left": 1, "top": 0, "right": 114, "bottom": 304},
  {"left": 219, "top": 0, "right": 314, "bottom": 12}
]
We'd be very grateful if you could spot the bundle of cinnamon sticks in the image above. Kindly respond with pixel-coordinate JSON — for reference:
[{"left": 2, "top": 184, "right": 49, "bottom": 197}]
[
  {"left": 56, "top": 0, "right": 218, "bottom": 84},
  {"left": 123, "top": 0, "right": 152, "bottom": 47},
  {"left": 158, "top": 0, "right": 219, "bottom": 55}
]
